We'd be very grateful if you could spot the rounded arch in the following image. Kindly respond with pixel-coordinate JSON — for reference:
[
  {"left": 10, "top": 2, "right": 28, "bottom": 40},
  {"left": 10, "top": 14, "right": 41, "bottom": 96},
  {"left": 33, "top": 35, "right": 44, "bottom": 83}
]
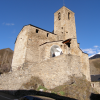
[{"left": 50, "top": 45, "right": 62, "bottom": 57}]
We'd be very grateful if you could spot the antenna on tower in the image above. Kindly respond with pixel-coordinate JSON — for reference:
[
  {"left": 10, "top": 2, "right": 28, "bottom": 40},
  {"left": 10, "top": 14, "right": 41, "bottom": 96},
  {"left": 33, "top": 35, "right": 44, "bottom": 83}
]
[{"left": 63, "top": 0, "right": 65, "bottom": 6}]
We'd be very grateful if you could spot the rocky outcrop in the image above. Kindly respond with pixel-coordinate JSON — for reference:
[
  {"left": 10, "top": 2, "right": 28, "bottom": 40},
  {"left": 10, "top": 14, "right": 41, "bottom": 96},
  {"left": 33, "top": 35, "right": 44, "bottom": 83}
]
[{"left": 0, "top": 48, "right": 13, "bottom": 74}]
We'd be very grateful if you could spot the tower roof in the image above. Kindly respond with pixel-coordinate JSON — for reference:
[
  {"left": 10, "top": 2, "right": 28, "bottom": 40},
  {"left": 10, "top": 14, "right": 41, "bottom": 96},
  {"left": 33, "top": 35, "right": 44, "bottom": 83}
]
[{"left": 54, "top": 6, "right": 74, "bottom": 14}]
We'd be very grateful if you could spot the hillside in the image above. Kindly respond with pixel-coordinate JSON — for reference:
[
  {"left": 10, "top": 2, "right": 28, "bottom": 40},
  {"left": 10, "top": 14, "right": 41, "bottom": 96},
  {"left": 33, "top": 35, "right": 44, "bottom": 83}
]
[
  {"left": 89, "top": 58, "right": 100, "bottom": 75},
  {"left": 0, "top": 48, "right": 13, "bottom": 74}
]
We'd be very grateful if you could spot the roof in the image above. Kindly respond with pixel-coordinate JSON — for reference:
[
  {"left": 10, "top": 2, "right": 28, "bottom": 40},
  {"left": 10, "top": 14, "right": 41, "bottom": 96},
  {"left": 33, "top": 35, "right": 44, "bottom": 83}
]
[
  {"left": 91, "top": 75, "right": 100, "bottom": 82},
  {"left": 54, "top": 6, "right": 74, "bottom": 14},
  {"left": 62, "top": 39, "right": 71, "bottom": 44},
  {"left": 29, "top": 24, "right": 53, "bottom": 34},
  {"left": 14, "top": 24, "right": 55, "bottom": 44}
]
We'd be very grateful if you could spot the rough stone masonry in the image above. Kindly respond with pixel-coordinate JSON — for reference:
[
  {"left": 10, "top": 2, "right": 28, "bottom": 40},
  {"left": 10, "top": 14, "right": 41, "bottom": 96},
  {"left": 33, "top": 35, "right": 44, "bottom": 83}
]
[{"left": 0, "top": 6, "right": 90, "bottom": 90}]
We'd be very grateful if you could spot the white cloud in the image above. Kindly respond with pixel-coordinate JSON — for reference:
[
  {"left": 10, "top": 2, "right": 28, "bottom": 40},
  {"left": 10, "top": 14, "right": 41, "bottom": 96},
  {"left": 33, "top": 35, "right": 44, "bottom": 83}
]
[
  {"left": 94, "top": 45, "right": 99, "bottom": 48},
  {"left": 82, "top": 45, "right": 100, "bottom": 56},
  {"left": 2, "top": 22, "right": 15, "bottom": 26},
  {"left": 82, "top": 48, "right": 96, "bottom": 54}
]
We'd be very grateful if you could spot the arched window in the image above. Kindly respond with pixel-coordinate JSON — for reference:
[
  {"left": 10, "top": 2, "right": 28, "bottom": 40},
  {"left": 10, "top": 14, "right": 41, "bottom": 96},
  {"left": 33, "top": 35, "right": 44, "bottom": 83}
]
[
  {"left": 47, "top": 33, "right": 49, "bottom": 37},
  {"left": 50, "top": 45, "right": 63, "bottom": 57},
  {"left": 58, "top": 12, "right": 61, "bottom": 20},
  {"left": 68, "top": 12, "right": 71, "bottom": 20},
  {"left": 36, "top": 29, "right": 39, "bottom": 33}
]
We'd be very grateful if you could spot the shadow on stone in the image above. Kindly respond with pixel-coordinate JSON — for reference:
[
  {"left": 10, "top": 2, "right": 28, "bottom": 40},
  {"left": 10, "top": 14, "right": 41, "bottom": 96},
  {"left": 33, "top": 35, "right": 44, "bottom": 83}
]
[
  {"left": 90, "top": 93, "right": 100, "bottom": 100},
  {"left": 1, "top": 90, "right": 100, "bottom": 100},
  {"left": 0, "top": 90, "right": 77, "bottom": 100}
]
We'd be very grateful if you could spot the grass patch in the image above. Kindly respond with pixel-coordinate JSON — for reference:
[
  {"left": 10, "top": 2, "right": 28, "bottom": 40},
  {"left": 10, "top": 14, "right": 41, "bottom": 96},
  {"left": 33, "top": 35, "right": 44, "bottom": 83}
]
[
  {"left": 37, "top": 85, "right": 47, "bottom": 91},
  {"left": 51, "top": 91, "right": 57, "bottom": 94},
  {"left": 90, "top": 58, "right": 100, "bottom": 69},
  {"left": 59, "top": 91, "right": 65, "bottom": 96},
  {"left": 93, "top": 60, "right": 100, "bottom": 69}
]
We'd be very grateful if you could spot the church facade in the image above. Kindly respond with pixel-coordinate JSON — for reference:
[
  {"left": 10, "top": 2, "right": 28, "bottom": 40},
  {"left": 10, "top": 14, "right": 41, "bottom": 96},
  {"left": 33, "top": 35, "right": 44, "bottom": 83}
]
[{"left": 12, "top": 6, "right": 90, "bottom": 88}]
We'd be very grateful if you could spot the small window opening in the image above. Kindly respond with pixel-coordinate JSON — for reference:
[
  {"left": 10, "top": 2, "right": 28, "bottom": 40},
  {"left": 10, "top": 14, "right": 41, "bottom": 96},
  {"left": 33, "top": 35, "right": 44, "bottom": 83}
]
[
  {"left": 61, "top": 27, "right": 63, "bottom": 29},
  {"left": 36, "top": 29, "right": 39, "bottom": 33},
  {"left": 47, "top": 33, "right": 49, "bottom": 37},
  {"left": 68, "top": 12, "right": 71, "bottom": 20},
  {"left": 93, "top": 84, "right": 94, "bottom": 87},
  {"left": 98, "top": 78, "right": 100, "bottom": 81},
  {"left": 52, "top": 53, "right": 55, "bottom": 57},
  {"left": 58, "top": 12, "right": 61, "bottom": 20},
  {"left": 62, "top": 32, "right": 63, "bottom": 34},
  {"left": 66, "top": 43, "right": 70, "bottom": 48}
]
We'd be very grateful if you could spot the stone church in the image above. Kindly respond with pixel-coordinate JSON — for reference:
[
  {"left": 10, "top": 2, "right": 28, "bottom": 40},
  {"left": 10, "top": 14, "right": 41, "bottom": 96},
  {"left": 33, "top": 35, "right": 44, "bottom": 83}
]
[{"left": 12, "top": 6, "right": 90, "bottom": 88}]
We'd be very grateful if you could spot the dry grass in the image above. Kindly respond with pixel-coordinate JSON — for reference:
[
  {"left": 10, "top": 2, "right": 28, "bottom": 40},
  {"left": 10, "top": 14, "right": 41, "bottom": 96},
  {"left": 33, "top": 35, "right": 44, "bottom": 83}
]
[
  {"left": 21, "top": 76, "right": 44, "bottom": 90},
  {"left": 92, "top": 59, "right": 100, "bottom": 69},
  {"left": 90, "top": 58, "right": 100, "bottom": 69}
]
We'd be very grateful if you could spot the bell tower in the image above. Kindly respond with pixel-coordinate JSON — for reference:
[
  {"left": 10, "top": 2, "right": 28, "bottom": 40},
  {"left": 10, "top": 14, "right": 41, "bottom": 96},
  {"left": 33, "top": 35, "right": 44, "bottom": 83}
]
[{"left": 54, "top": 6, "right": 77, "bottom": 41}]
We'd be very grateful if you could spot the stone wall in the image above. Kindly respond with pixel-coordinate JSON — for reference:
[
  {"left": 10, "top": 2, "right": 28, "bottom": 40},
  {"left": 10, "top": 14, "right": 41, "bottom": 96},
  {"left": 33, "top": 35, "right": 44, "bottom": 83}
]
[
  {"left": 81, "top": 53, "right": 90, "bottom": 81},
  {"left": 12, "top": 25, "right": 57, "bottom": 70},
  {"left": 0, "top": 54, "right": 83, "bottom": 90},
  {"left": 91, "top": 82, "right": 100, "bottom": 93},
  {"left": 11, "top": 5, "right": 90, "bottom": 90},
  {"left": 70, "top": 42, "right": 90, "bottom": 81},
  {"left": 54, "top": 6, "right": 77, "bottom": 41},
  {"left": 25, "top": 25, "right": 57, "bottom": 64},
  {"left": 12, "top": 26, "right": 28, "bottom": 71},
  {"left": 39, "top": 41, "right": 68, "bottom": 62},
  {"left": 31, "top": 54, "right": 83, "bottom": 89}
]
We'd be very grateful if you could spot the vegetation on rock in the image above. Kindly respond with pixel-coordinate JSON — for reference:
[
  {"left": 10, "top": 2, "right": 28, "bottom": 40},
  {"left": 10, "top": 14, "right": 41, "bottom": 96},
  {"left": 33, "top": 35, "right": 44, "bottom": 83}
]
[
  {"left": 20, "top": 75, "right": 98, "bottom": 100},
  {"left": 21, "top": 76, "right": 44, "bottom": 90}
]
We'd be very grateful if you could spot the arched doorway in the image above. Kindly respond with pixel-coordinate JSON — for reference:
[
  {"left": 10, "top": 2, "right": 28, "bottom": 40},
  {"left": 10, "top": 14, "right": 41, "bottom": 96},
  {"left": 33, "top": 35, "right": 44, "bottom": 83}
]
[{"left": 50, "top": 45, "right": 62, "bottom": 57}]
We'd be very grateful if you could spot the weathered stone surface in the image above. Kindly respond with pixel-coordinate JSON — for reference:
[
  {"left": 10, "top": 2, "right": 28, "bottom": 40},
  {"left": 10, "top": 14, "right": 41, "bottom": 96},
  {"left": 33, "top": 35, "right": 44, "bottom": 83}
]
[
  {"left": 0, "top": 48, "right": 13, "bottom": 74},
  {"left": 0, "top": 54, "right": 83, "bottom": 90},
  {"left": 11, "top": 6, "right": 90, "bottom": 82},
  {"left": 0, "top": 6, "right": 89, "bottom": 91}
]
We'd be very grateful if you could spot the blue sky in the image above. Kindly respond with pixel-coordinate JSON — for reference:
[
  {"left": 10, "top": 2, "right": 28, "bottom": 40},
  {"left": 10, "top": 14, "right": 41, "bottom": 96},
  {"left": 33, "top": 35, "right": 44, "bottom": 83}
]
[{"left": 0, "top": 0, "right": 100, "bottom": 57}]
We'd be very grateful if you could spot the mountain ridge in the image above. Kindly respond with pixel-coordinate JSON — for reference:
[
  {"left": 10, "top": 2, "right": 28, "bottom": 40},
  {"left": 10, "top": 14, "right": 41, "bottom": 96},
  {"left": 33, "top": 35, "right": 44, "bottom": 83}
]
[{"left": 89, "top": 53, "right": 100, "bottom": 59}]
